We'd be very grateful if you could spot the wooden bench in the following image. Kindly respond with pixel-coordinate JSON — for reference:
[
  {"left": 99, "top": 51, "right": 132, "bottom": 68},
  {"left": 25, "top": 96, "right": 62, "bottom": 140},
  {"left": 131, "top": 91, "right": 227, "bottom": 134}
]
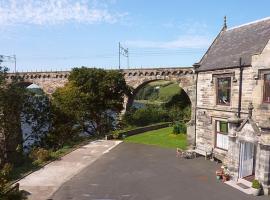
[{"left": 193, "top": 146, "right": 213, "bottom": 160}]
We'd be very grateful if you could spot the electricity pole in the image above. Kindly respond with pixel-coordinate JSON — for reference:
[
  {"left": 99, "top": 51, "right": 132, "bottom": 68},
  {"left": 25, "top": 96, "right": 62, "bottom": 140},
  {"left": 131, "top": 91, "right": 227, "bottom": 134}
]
[
  {"left": 119, "top": 42, "right": 121, "bottom": 69},
  {"left": 118, "top": 42, "right": 129, "bottom": 69},
  {"left": 0, "top": 54, "right": 16, "bottom": 72}
]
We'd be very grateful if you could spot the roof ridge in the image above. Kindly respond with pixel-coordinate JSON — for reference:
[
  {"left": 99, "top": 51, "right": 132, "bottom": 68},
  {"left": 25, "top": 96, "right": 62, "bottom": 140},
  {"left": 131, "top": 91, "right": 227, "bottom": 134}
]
[{"left": 227, "top": 16, "right": 270, "bottom": 31}]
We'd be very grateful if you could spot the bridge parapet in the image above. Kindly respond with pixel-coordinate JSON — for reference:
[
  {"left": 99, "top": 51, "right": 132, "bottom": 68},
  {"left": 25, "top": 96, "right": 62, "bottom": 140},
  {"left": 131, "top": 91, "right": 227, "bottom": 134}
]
[
  {"left": 121, "top": 67, "right": 193, "bottom": 77},
  {"left": 6, "top": 71, "right": 70, "bottom": 81}
]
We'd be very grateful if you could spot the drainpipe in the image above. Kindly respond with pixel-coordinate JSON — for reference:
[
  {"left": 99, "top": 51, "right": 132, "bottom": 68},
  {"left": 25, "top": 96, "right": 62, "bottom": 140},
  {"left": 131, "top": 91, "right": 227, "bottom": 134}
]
[
  {"left": 193, "top": 63, "right": 200, "bottom": 147},
  {"left": 238, "top": 58, "right": 243, "bottom": 118}
]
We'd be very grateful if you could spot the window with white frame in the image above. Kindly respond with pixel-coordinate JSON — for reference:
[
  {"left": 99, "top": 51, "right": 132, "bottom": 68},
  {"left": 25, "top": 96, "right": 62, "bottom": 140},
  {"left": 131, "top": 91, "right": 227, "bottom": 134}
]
[{"left": 216, "top": 121, "right": 229, "bottom": 150}]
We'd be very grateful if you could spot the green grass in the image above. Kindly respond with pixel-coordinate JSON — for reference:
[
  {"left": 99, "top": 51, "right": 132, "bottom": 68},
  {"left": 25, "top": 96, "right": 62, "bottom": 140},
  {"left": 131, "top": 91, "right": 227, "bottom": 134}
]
[
  {"left": 124, "top": 127, "right": 187, "bottom": 149},
  {"left": 159, "top": 83, "right": 181, "bottom": 101},
  {"left": 135, "top": 81, "right": 181, "bottom": 103}
]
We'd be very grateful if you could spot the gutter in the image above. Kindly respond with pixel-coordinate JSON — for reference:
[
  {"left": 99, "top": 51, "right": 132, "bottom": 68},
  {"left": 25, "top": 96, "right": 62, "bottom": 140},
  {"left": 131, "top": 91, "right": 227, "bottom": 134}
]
[{"left": 196, "top": 64, "right": 251, "bottom": 73}]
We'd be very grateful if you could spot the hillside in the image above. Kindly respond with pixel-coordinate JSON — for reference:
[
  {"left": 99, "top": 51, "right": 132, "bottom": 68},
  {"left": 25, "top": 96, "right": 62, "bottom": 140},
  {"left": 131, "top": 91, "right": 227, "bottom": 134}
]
[{"left": 134, "top": 81, "right": 181, "bottom": 104}]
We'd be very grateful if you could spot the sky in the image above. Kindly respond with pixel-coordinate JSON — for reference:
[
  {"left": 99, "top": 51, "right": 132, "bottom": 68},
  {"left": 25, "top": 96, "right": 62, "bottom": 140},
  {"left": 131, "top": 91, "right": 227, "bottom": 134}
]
[{"left": 1, "top": 0, "right": 270, "bottom": 72}]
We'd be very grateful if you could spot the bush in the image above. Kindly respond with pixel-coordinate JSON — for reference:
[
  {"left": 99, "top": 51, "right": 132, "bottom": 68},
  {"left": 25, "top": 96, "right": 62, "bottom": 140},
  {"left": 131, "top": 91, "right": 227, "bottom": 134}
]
[
  {"left": 0, "top": 163, "right": 27, "bottom": 200},
  {"left": 252, "top": 179, "right": 261, "bottom": 189},
  {"left": 0, "top": 163, "right": 13, "bottom": 179},
  {"left": 112, "top": 130, "right": 120, "bottom": 139},
  {"left": 29, "top": 147, "right": 51, "bottom": 164},
  {"left": 3, "top": 190, "right": 27, "bottom": 200},
  {"left": 173, "top": 122, "right": 187, "bottom": 134},
  {"left": 123, "top": 105, "right": 170, "bottom": 127},
  {"left": 0, "top": 164, "right": 12, "bottom": 194}
]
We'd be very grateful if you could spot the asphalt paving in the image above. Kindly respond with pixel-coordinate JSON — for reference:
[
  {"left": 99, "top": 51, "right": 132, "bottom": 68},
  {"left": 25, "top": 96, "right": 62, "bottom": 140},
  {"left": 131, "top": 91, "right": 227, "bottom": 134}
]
[{"left": 51, "top": 142, "right": 268, "bottom": 200}]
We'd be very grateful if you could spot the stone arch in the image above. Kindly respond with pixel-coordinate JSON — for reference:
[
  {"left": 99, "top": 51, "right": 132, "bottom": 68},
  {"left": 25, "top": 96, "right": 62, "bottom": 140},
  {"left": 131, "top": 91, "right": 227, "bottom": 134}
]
[
  {"left": 125, "top": 77, "right": 194, "bottom": 112},
  {"left": 123, "top": 73, "right": 196, "bottom": 147}
]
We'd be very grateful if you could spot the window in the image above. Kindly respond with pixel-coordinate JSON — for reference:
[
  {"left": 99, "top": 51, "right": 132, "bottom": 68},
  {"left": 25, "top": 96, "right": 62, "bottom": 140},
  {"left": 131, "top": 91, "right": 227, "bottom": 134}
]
[
  {"left": 216, "top": 121, "right": 229, "bottom": 150},
  {"left": 264, "top": 74, "right": 270, "bottom": 103},
  {"left": 217, "top": 77, "right": 231, "bottom": 105}
]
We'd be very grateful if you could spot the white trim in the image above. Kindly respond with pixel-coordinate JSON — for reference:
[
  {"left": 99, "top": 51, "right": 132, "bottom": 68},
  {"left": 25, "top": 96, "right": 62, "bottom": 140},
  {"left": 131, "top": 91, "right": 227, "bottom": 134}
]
[{"left": 227, "top": 16, "right": 270, "bottom": 31}]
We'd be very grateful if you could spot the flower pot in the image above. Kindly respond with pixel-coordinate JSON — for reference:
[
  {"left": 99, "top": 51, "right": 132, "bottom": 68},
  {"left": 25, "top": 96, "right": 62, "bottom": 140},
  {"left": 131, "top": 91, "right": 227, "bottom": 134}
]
[
  {"left": 252, "top": 188, "right": 261, "bottom": 196},
  {"left": 222, "top": 175, "right": 230, "bottom": 182}
]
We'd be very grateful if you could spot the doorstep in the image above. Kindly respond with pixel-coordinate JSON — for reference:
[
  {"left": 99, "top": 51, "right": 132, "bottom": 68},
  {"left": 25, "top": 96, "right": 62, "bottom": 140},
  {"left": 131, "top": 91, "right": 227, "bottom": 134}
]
[{"left": 225, "top": 178, "right": 256, "bottom": 195}]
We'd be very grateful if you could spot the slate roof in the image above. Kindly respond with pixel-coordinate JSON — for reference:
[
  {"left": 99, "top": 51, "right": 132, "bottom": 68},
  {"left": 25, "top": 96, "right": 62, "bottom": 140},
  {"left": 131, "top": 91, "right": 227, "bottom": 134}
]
[{"left": 197, "top": 17, "right": 270, "bottom": 71}]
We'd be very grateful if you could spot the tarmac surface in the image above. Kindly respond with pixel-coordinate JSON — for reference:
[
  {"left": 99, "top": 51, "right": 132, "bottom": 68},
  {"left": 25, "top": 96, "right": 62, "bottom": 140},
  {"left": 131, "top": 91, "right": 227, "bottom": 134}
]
[
  {"left": 18, "top": 140, "right": 122, "bottom": 200},
  {"left": 51, "top": 142, "right": 268, "bottom": 200}
]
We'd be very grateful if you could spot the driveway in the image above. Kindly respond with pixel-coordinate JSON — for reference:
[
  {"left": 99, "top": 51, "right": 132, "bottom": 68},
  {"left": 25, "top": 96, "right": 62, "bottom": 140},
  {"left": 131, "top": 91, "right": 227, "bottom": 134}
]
[
  {"left": 18, "top": 140, "right": 122, "bottom": 200},
  {"left": 51, "top": 142, "right": 268, "bottom": 200}
]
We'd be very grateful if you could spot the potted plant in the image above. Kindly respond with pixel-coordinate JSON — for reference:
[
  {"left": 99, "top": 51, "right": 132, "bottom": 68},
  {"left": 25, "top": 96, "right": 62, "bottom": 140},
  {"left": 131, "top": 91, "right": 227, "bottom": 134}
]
[
  {"left": 221, "top": 165, "right": 230, "bottom": 182},
  {"left": 252, "top": 179, "right": 261, "bottom": 196}
]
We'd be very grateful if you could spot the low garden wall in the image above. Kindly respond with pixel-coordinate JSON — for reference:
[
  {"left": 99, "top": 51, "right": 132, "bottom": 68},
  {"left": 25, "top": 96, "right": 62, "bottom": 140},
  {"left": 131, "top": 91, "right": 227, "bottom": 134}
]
[{"left": 108, "top": 122, "right": 172, "bottom": 139}]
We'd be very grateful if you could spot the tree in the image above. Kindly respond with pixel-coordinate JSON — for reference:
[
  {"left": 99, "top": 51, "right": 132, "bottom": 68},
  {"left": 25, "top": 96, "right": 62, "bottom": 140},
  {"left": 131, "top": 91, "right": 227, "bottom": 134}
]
[
  {"left": 21, "top": 89, "right": 51, "bottom": 151},
  {"left": 0, "top": 67, "right": 27, "bottom": 166},
  {"left": 52, "top": 67, "right": 130, "bottom": 136}
]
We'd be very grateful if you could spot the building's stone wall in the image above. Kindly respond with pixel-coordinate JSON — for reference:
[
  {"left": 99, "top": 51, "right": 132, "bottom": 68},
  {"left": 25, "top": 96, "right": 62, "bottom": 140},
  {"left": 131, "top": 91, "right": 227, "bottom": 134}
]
[
  {"left": 196, "top": 44, "right": 270, "bottom": 154},
  {"left": 251, "top": 40, "right": 270, "bottom": 122},
  {"left": 196, "top": 68, "right": 243, "bottom": 152},
  {"left": 196, "top": 40, "right": 270, "bottom": 194}
]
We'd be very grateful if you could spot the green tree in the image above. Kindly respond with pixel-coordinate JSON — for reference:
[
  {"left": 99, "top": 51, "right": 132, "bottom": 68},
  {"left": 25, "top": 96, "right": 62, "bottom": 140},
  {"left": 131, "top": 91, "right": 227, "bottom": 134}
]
[
  {"left": 0, "top": 67, "right": 27, "bottom": 166},
  {"left": 52, "top": 67, "right": 130, "bottom": 136}
]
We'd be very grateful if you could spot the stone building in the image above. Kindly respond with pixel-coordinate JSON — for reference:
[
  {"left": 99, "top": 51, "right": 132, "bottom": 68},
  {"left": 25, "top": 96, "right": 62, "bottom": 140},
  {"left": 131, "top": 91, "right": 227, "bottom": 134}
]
[{"left": 194, "top": 17, "right": 270, "bottom": 194}]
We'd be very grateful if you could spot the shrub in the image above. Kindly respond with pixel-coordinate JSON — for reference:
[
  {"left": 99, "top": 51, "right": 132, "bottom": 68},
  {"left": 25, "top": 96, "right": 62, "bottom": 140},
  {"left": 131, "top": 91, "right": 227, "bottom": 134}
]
[
  {"left": 112, "top": 130, "right": 120, "bottom": 139},
  {"left": 123, "top": 105, "right": 170, "bottom": 127},
  {"left": 3, "top": 189, "right": 27, "bottom": 200},
  {"left": 252, "top": 179, "right": 261, "bottom": 189},
  {"left": 173, "top": 122, "right": 187, "bottom": 134},
  {"left": 29, "top": 147, "right": 51, "bottom": 164},
  {"left": 0, "top": 163, "right": 27, "bottom": 200}
]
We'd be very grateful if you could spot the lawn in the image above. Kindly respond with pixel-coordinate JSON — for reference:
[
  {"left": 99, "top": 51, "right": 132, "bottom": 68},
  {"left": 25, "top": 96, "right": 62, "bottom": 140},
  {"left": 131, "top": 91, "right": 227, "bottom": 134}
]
[
  {"left": 124, "top": 127, "right": 187, "bottom": 149},
  {"left": 159, "top": 83, "right": 181, "bottom": 101}
]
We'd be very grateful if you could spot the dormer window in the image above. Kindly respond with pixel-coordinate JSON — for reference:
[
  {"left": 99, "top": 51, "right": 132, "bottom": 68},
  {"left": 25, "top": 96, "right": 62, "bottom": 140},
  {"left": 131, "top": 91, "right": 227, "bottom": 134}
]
[
  {"left": 217, "top": 77, "right": 231, "bottom": 105},
  {"left": 264, "top": 74, "right": 270, "bottom": 103}
]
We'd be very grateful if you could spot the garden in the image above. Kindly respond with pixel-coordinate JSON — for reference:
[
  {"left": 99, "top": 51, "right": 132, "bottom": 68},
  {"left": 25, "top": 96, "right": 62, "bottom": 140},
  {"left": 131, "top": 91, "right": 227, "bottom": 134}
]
[{"left": 124, "top": 126, "right": 187, "bottom": 149}]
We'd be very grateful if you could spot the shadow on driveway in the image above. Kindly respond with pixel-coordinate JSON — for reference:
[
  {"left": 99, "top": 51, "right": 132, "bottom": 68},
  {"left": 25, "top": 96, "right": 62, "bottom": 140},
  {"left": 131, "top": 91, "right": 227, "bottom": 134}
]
[{"left": 51, "top": 142, "right": 268, "bottom": 200}]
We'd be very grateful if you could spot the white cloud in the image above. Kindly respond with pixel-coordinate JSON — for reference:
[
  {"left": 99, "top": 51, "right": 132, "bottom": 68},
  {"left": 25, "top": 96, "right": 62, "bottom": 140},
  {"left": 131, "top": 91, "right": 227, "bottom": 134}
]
[
  {"left": 125, "top": 35, "right": 211, "bottom": 49},
  {"left": 0, "top": 0, "right": 126, "bottom": 26}
]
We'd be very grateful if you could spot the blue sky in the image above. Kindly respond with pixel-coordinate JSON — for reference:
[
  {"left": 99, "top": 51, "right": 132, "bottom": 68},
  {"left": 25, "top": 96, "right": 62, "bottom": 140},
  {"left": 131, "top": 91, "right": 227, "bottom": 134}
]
[{"left": 1, "top": 0, "right": 270, "bottom": 72}]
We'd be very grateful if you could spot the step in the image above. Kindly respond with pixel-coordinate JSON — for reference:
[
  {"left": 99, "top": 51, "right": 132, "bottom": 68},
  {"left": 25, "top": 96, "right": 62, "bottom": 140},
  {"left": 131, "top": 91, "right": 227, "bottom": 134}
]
[
  {"left": 225, "top": 180, "right": 255, "bottom": 195},
  {"left": 238, "top": 178, "right": 252, "bottom": 188}
]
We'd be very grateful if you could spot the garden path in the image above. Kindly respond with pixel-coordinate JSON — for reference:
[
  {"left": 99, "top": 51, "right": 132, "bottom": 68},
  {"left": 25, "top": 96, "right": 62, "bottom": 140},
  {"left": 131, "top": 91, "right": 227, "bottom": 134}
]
[{"left": 18, "top": 140, "right": 122, "bottom": 200}]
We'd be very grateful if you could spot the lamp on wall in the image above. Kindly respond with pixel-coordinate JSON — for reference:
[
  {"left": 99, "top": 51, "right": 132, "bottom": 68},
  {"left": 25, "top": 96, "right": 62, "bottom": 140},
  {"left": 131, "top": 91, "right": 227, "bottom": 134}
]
[{"left": 254, "top": 74, "right": 259, "bottom": 80}]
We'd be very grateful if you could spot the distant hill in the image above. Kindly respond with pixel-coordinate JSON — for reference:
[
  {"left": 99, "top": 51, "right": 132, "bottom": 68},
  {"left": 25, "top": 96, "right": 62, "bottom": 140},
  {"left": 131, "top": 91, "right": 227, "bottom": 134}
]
[{"left": 134, "top": 80, "right": 181, "bottom": 104}]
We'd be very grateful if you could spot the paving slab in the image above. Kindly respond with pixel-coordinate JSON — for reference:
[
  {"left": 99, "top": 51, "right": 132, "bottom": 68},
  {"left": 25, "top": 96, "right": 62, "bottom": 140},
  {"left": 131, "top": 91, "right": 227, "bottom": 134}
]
[{"left": 18, "top": 140, "right": 122, "bottom": 200}]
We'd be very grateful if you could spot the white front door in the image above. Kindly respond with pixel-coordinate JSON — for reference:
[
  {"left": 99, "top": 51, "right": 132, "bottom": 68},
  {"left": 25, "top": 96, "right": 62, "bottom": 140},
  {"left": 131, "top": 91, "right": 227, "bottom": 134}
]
[{"left": 239, "top": 142, "right": 255, "bottom": 178}]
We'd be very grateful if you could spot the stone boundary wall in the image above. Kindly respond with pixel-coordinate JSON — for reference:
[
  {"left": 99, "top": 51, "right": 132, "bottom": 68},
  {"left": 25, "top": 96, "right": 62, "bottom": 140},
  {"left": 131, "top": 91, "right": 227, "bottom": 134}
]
[{"left": 108, "top": 122, "right": 172, "bottom": 139}]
